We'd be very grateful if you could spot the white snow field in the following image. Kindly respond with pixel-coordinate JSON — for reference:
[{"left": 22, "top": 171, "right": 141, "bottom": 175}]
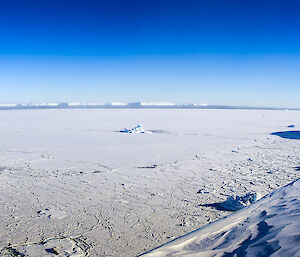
[
  {"left": 0, "top": 109, "right": 299, "bottom": 256},
  {"left": 143, "top": 179, "right": 300, "bottom": 257}
]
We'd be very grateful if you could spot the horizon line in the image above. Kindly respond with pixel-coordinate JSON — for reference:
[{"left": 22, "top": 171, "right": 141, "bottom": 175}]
[{"left": 0, "top": 102, "right": 299, "bottom": 111}]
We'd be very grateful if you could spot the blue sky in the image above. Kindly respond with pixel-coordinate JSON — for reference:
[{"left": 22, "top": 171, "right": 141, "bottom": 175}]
[{"left": 0, "top": 0, "right": 300, "bottom": 107}]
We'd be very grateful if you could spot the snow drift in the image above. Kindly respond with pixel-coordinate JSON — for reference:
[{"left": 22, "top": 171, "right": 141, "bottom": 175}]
[{"left": 142, "top": 179, "right": 300, "bottom": 257}]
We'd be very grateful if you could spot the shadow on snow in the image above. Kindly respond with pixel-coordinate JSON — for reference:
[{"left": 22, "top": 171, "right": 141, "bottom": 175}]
[{"left": 270, "top": 131, "right": 300, "bottom": 140}]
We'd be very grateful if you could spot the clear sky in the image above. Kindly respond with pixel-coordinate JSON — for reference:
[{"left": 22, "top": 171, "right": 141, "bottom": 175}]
[{"left": 0, "top": 0, "right": 299, "bottom": 107}]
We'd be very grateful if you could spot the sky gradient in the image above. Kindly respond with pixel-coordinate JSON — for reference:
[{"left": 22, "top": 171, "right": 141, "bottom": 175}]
[{"left": 0, "top": 0, "right": 300, "bottom": 107}]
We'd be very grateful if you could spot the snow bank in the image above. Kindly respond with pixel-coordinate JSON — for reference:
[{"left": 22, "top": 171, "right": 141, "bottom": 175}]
[{"left": 142, "top": 179, "right": 300, "bottom": 257}]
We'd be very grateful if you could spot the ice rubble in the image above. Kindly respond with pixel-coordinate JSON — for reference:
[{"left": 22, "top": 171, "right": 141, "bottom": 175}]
[
  {"left": 120, "top": 124, "right": 151, "bottom": 134},
  {"left": 220, "top": 192, "right": 260, "bottom": 211}
]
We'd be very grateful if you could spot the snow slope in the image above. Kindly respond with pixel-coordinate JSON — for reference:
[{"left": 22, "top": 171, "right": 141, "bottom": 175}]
[{"left": 143, "top": 179, "right": 300, "bottom": 257}]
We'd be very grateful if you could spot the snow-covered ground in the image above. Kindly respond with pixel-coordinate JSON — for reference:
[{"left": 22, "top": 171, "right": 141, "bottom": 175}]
[
  {"left": 0, "top": 109, "right": 299, "bottom": 256},
  {"left": 143, "top": 179, "right": 300, "bottom": 256}
]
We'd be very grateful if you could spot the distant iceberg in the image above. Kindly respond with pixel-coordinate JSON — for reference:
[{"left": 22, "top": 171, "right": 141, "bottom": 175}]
[{"left": 120, "top": 124, "right": 151, "bottom": 134}]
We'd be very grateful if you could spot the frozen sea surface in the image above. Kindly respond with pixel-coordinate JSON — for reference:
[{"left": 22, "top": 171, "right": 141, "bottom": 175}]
[{"left": 0, "top": 109, "right": 299, "bottom": 256}]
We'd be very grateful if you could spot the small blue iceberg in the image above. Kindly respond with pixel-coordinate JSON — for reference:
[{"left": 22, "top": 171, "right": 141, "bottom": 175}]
[{"left": 120, "top": 124, "right": 151, "bottom": 134}]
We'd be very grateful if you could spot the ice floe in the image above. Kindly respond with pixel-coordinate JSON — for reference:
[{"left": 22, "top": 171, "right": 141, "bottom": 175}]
[{"left": 37, "top": 208, "right": 66, "bottom": 219}]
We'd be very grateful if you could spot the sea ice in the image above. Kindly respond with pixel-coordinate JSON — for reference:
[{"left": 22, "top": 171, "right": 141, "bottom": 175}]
[
  {"left": 120, "top": 124, "right": 151, "bottom": 134},
  {"left": 37, "top": 208, "right": 66, "bottom": 219},
  {"left": 220, "top": 192, "right": 260, "bottom": 211},
  {"left": 0, "top": 109, "right": 299, "bottom": 257}
]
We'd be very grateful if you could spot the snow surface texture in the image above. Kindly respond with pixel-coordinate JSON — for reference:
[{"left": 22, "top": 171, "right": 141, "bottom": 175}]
[
  {"left": 0, "top": 109, "right": 299, "bottom": 256},
  {"left": 143, "top": 179, "right": 300, "bottom": 257},
  {"left": 120, "top": 124, "right": 151, "bottom": 134}
]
